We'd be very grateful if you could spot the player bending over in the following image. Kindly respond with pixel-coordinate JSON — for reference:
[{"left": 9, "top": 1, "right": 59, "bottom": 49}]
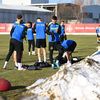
[{"left": 53, "top": 40, "right": 77, "bottom": 69}]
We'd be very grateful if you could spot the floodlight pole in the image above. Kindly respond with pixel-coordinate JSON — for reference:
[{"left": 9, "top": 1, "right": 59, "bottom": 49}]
[{"left": 55, "top": 4, "right": 57, "bottom": 16}]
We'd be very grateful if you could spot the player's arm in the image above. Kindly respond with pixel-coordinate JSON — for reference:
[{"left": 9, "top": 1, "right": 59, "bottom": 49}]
[
  {"left": 33, "top": 23, "right": 36, "bottom": 33},
  {"left": 96, "top": 28, "right": 98, "bottom": 33},
  {"left": 63, "top": 25, "right": 65, "bottom": 34},
  {"left": 31, "top": 27, "right": 34, "bottom": 34},
  {"left": 10, "top": 25, "right": 15, "bottom": 37},
  {"left": 45, "top": 23, "right": 47, "bottom": 33},
  {"left": 46, "top": 25, "right": 54, "bottom": 35},
  {"left": 58, "top": 24, "right": 61, "bottom": 35},
  {"left": 46, "top": 24, "right": 55, "bottom": 41},
  {"left": 63, "top": 25, "right": 67, "bottom": 39},
  {"left": 22, "top": 26, "right": 27, "bottom": 40},
  {"left": 96, "top": 28, "right": 99, "bottom": 37},
  {"left": 46, "top": 25, "right": 50, "bottom": 35}
]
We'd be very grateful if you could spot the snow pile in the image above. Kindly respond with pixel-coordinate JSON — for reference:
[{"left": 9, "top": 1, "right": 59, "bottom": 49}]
[{"left": 22, "top": 51, "right": 100, "bottom": 100}]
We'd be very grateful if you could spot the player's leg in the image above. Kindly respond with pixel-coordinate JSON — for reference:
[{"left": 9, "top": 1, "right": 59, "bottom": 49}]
[
  {"left": 17, "top": 50, "right": 23, "bottom": 70},
  {"left": 16, "top": 42, "right": 25, "bottom": 70},
  {"left": 55, "top": 45, "right": 65, "bottom": 67},
  {"left": 28, "top": 40, "right": 31, "bottom": 55},
  {"left": 32, "top": 40, "right": 36, "bottom": 55},
  {"left": 13, "top": 51, "right": 17, "bottom": 67},
  {"left": 36, "top": 39, "right": 42, "bottom": 62},
  {"left": 97, "top": 37, "right": 100, "bottom": 43},
  {"left": 3, "top": 39, "right": 14, "bottom": 69},
  {"left": 37, "top": 48, "right": 42, "bottom": 62},
  {"left": 42, "top": 48, "right": 46, "bottom": 62},
  {"left": 49, "top": 42, "right": 54, "bottom": 67},
  {"left": 41, "top": 39, "right": 46, "bottom": 62},
  {"left": 56, "top": 45, "right": 64, "bottom": 61}
]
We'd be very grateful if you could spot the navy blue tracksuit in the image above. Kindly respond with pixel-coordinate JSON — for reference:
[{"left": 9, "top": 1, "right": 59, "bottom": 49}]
[{"left": 47, "top": 22, "right": 61, "bottom": 63}]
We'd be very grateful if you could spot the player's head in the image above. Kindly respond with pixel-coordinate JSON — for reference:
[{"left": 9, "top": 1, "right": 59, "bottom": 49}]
[
  {"left": 16, "top": 14, "right": 23, "bottom": 23},
  {"left": 26, "top": 21, "right": 32, "bottom": 28},
  {"left": 17, "top": 14, "right": 22, "bottom": 19},
  {"left": 60, "top": 20, "right": 64, "bottom": 25},
  {"left": 51, "top": 15, "right": 57, "bottom": 23},
  {"left": 37, "top": 17, "right": 42, "bottom": 22}
]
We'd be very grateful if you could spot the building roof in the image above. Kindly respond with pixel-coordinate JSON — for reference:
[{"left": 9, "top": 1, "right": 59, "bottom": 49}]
[
  {"left": 30, "top": 3, "right": 57, "bottom": 6},
  {"left": 29, "top": 3, "right": 57, "bottom": 7},
  {"left": 0, "top": 4, "right": 52, "bottom": 12}
]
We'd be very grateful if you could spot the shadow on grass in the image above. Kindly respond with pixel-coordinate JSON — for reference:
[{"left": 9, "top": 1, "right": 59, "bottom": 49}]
[
  {"left": 0, "top": 86, "right": 27, "bottom": 100},
  {"left": 0, "top": 58, "right": 5, "bottom": 60},
  {"left": 11, "top": 86, "right": 26, "bottom": 91},
  {"left": 60, "top": 56, "right": 84, "bottom": 65},
  {"left": 72, "top": 56, "right": 84, "bottom": 64}
]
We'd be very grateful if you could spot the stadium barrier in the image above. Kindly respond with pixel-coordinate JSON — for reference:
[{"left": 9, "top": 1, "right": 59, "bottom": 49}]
[
  {"left": 0, "top": 23, "right": 99, "bottom": 35},
  {"left": 0, "top": 23, "right": 12, "bottom": 34},
  {"left": 65, "top": 23, "right": 99, "bottom": 35}
]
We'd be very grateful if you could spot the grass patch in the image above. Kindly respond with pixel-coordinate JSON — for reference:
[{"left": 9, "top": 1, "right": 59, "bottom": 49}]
[{"left": 0, "top": 35, "right": 98, "bottom": 99}]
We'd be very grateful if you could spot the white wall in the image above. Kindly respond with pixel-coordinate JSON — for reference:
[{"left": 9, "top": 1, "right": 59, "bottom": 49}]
[{"left": 2, "top": 0, "right": 31, "bottom": 5}]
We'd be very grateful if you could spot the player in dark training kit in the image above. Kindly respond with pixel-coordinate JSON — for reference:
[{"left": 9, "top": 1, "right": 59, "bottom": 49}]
[
  {"left": 55, "top": 40, "right": 77, "bottom": 68},
  {"left": 47, "top": 16, "right": 61, "bottom": 68},
  {"left": 96, "top": 25, "right": 100, "bottom": 43},
  {"left": 33, "top": 18, "right": 47, "bottom": 63},
  {"left": 26, "top": 21, "right": 35, "bottom": 55},
  {"left": 3, "top": 14, "right": 27, "bottom": 70},
  {"left": 59, "top": 20, "right": 67, "bottom": 42}
]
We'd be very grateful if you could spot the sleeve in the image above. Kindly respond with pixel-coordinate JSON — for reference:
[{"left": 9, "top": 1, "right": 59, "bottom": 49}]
[
  {"left": 45, "top": 23, "right": 47, "bottom": 33},
  {"left": 33, "top": 23, "right": 36, "bottom": 33},
  {"left": 46, "top": 24, "right": 53, "bottom": 35},
  {"left": 58, "top": 24, "right": 61, "bottom": 35},
  {"left": 22, "top": 26, "right": 27, "bottom": 40},
  {"left": 96, "top": 28, "right": 98, "bottom": 33},
  {"left": 63, "top": 25, "right": 65, "bottom": 33},
  {"left": 10, "top": 25, "right": 15, "bottom": 37},
  {"left": 46, "top": 24, "right": 55, "bottom": 41},
  {"left": 32, "top": 28, "right": 34, "bottom": 34},
  {"left": 46, "top": 24, "right": 50, "bottom": 35}
]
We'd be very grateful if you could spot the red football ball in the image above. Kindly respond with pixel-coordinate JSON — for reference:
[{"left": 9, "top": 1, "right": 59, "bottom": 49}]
[{"left": 0, "top": 78, "right": 11, "bottom": 91}]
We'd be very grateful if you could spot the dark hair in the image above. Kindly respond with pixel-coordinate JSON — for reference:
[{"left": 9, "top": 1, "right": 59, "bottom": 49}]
[
  {"left": 27, "top": 21, "right": 32, "bottom": 27},
  {"left": 52, "top": 15, "right": 57, "bottom": 20},
  {"left": 37, "top": 17, "right": 41, "bottom": 20},
  {"left": 61, "top": 20, "right": 64, "bottom": 22},
  {"left": 17, "top": 14, "right": 22, "bottom": 19}
]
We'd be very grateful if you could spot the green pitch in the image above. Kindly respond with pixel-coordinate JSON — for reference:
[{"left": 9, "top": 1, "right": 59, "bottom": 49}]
[{"left": 0, "top": 35, "right": 98, "bottom": 99}]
